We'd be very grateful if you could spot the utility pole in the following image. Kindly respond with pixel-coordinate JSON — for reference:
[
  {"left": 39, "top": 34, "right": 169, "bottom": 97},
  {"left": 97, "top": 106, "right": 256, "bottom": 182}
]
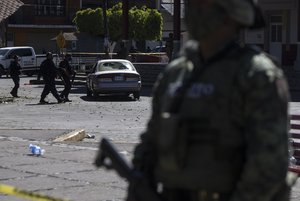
[
  {"left": 156, "top": 0, "right": 161, "bottom": 11},
  {"left": 173, "top": 0, "right": 181, "bottom": 58},
  {"left": 103, "top": 0, "right": 109, "bottom": 58},
  {"left": 122, "top": 0, "right": 129, "bottom": 58}
]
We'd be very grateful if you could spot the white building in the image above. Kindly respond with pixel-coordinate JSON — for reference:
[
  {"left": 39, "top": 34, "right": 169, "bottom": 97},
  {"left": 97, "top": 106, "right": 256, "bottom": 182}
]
[{"left": 158, "top": 0, "right": 300, "bottom": 67}]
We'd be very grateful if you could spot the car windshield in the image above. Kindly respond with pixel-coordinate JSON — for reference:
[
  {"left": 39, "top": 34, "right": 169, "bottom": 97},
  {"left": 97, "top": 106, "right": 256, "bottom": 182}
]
[
  {"left": 0, "top": 49, "right": 9, "bottom": 56},
  {"left": 97, "top": 61, "right": 134, "bottom": 72}
]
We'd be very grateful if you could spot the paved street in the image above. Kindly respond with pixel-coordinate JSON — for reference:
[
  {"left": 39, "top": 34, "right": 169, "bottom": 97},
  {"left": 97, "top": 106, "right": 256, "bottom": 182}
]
[
  {"left": 0, "top": 76, "right": 300, "bottom": 201},
  {"left": 0, "top": 76, "right": 152, "bottom": 201}
]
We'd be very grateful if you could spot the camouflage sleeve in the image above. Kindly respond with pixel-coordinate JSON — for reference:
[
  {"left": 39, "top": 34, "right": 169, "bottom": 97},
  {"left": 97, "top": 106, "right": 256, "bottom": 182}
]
[{"left": 230, "top": 54, "right": 290, "bottom": 201}]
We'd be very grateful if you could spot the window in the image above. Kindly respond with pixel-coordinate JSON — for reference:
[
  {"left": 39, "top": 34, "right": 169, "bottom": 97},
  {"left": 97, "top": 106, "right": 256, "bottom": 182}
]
[
  {"left": 98, "top": 62, "right": 133, "bottom": 72},
  {"left": 0, "top": 50, "right": 9, "bottom": 57},
  {"left": 9, "top": 49, "right": 33, "bottom": 57},
  {"left": 35, "top": 0, "right": 66, "bottom": 16},
  {"left": 270, "top": 15, "right": 283, "bottom": 43}
]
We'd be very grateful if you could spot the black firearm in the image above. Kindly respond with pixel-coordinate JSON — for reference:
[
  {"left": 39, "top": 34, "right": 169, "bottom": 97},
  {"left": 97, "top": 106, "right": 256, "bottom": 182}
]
[{"left": 94, "top": 138, "right": 161, "bottom": 201}]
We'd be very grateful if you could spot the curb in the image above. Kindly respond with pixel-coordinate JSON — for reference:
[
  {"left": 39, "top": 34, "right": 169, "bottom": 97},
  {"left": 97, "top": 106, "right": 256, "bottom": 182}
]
[{"left": 53, "top": 129, "right": 86, "bottom": 142}]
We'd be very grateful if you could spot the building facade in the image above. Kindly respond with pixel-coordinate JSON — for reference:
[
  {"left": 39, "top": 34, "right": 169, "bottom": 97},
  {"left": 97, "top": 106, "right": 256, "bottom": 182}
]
[
  {"left": 5, "top": 0, "right": 158, "bottom": 54},
  {"left": 4, "top": 0, "right": 300, "bottom": 67},
  {"left": 6, "top": 0, "right": 81, "bottom": 54},
  {"left": 243, "top": 0, "right": 299, "bottom": 67}
]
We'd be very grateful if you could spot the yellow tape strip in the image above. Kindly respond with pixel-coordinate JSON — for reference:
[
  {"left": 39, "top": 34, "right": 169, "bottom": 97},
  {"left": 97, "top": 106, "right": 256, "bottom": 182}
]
[{"left": 0, "top": 184, "right": 69, "bottom": 201}]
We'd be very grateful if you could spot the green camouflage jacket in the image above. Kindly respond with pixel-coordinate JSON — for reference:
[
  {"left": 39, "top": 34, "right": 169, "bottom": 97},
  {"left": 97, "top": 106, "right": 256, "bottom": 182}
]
[{"left": 133, "top": 40, "right": 290, "bottom": 201}]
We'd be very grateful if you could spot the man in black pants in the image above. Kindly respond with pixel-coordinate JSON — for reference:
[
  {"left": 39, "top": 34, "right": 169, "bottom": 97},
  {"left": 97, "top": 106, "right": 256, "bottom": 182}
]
[
  {"left": 9, "top": 55, "right": 21, "bottom": 97},
  {"left": 58, "top": 53, "right": 74, "bottom": 102},
  {"left": 39, "top": 52, "right": 63, "bottom": 104}
]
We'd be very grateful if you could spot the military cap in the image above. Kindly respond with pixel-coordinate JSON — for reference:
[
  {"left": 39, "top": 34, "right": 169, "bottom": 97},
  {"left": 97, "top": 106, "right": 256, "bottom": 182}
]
[
  {"left": 185, "top": 0, "right": 265, "bottom": 29},
  {"left": 216, "top": 0, "right": 265, "bottom": 28}
]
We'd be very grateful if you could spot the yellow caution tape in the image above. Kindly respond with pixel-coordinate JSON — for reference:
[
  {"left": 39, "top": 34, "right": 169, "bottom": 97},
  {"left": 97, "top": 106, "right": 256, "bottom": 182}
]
[{"left": 0, "top": 183, "right": 69, "bottom": 201}]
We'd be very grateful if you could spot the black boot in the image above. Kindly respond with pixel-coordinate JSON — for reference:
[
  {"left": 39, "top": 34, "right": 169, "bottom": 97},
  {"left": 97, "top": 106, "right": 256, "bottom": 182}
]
[
  {"left": 10, "top": 91, "right": 19, "bottom": 98},
  {"left": 39, "top": 99, "right": 49, "bottom": 104}
]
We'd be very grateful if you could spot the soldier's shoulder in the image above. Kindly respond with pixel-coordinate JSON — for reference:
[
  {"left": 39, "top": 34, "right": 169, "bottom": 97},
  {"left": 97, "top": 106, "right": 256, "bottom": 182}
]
[
  {"left": 165, "top": 40, "right": 199, "bottom": 72},
  {"left": 240, "top": 45, "right": 283, "bottom": 79},
  {"left": 166, "top": 56, "right": 188, "bottom": 70}
]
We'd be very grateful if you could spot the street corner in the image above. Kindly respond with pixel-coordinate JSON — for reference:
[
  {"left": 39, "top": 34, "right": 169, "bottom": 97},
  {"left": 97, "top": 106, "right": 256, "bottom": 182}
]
[{"left": 53, "top": 128, "right": 87, "bottom": 142}]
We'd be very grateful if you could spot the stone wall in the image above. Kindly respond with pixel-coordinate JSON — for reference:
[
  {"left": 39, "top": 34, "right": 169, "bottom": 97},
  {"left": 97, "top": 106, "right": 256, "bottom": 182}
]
[
  {"left": 133, "top": 63, "right": 167, "bottom": 86},
  {"left": 134, "top": 63, "right": 300, "bottom": 102}
]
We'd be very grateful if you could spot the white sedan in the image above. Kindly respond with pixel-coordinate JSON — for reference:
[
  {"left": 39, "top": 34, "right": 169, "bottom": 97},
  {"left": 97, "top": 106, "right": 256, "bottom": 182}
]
[{"left": 86, "top": 59, "right": 142, "bottom": 100}]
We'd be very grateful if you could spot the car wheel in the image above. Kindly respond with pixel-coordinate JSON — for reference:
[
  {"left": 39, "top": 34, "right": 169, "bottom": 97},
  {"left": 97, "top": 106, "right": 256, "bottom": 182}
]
[
  {"left": 0, "top": 65, "right": 5, "bottom": 78},
  {"left": 133, "top": 92, "right": 140, "bottom": 100}
]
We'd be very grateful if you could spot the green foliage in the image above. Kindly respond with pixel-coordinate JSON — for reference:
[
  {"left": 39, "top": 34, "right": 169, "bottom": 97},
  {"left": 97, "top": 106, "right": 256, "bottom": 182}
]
[
  {"left": 107, "top": 3, "right": 123, "bottom": 41},
  {"left": 73, "top": 8, "right": 103, "bottom": 35},
  {"left": 73, "top": 3, "right": 162, "bottom": 42},
  {"left": 144, "top": 9, "right": 163, "bottom": 41},
  {"left": 110, "top": 2, "right": 122, "bottom": 11},
  {"left": 129, "top": 6, "right": 146, "bottom": 40}
]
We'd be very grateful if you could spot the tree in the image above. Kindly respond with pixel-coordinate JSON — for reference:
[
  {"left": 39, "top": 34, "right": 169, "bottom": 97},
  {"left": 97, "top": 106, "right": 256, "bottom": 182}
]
[
  {"left": 129, "top": 6, "right": 162, "bottom": 41},
  {"left": 107, "top": 3, "right": 123, "bottom": 41},
  {"left": 73, "top": 8, "right": 103, "bottom": 36},
  {"left": 73, "top": 3, "right": 162, "bottom": 44}
]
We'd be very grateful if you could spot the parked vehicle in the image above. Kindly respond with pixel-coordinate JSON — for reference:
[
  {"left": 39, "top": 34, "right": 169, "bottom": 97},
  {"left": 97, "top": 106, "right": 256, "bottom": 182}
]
[
  {"left": 86, "top": 59, "right": 141, "bottom": 100},
  {"left": 151, "top": 45, "right": 166, "bottom": 53},
  {"left": 0, "top": 46, "right": 59, "bottom": 77}
]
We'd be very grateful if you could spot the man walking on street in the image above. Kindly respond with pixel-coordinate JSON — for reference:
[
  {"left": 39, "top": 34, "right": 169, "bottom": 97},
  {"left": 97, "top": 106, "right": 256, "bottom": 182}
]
[
  {"left": 58, "top": 53, "right": 74, "bottom": 102},
  {"left": 165, "top": 32, "right": 174, "bottom": 61},
  {"left": 9, "top": 55, "right": 21, "bottom": 98},
  {"left": 128, "top": 1, "right": 291, "bottom": 201},
  {"left": 39, "top": 52, "right": 63, "bottom": 104}
]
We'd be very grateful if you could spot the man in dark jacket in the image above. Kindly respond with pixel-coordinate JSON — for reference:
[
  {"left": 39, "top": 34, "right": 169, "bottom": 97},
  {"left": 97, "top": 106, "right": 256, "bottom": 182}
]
[
  {"left": 165, "top": 32, "right": 174, "bottom": 61},
  {"left": 9, "top": 55, "right": 21, "bottom": 97},
  {"left": 58, "top": 53, "right": 74, "bottom": 102},
  {"left": 39, "top": 52, "right": 63, "bottom": 104}
]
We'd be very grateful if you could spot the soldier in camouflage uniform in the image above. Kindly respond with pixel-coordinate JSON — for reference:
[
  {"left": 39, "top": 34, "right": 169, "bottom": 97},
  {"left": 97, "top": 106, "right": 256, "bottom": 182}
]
[{"left": 129, "top": 0, "right": 291, "bottom": 201}]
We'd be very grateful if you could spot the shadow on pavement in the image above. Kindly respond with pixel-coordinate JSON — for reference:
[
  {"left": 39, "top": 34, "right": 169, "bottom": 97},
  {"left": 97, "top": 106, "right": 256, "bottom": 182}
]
[
  {"left": 25, "top": 102, "right": 61, "bottom": 106},
  {"left": 79, "top": 85, "right": 154, "bottom": 102},
  {"left": 80, "top": 94, "right": 138, "bottom": 102}
]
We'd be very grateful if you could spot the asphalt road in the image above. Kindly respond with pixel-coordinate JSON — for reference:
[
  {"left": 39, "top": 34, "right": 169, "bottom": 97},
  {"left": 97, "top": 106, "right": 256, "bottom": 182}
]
[
  {"left": 0, "top": 76, "right": 153, "bottom": 143},
  {"left": 0, "top": 75, "right": 152, "bottom": 201},
  {"left": 1, "top": 76, "right": 300, "bottom": 201}
]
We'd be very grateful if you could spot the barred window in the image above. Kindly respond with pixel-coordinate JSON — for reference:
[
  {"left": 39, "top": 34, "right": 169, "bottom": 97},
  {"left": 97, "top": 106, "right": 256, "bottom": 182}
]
[{"left": 35, "top": 0, "right": 66, "bottom": 16}]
